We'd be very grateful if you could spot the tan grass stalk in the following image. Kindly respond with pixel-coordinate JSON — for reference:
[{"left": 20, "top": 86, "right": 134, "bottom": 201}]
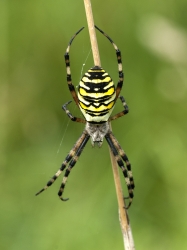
[{"left": 83, "top": 0, "right": 135, "bottom": 249}]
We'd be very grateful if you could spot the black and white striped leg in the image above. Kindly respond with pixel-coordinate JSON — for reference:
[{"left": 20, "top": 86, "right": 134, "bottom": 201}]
[
  {"left": 58, "top": 133, "right": 90, "bottom": 201},
  {"left": 64, "top": 27, "right": 84, "bottom": 106},
  {"left": 35, "top": 131, "right": 89, "bottom": 197},
  {"left": 105, "top": 132, "right": 134, "bottom": 209},
  {"left": 95, "top": 25, "right": 124, "bottom": 99},
  {"left": 109, "top": 96, "right": 129, "bottom": 122},
  {"left": 109, "top": 132, "right": 134, "bottom": 190},
  {"left": 62, "top": 101, "right": 86, "bottom": 124}
]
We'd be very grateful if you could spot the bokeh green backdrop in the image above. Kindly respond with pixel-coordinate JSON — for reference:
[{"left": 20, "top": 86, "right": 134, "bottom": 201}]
[{"left": 1, "top": 0, "right": 187, "bottom": 249}]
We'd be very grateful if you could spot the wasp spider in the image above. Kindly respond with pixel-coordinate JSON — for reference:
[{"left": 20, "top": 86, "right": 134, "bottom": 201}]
[{"left": 36, "top": 25, "right": 134, "bottom": 208}]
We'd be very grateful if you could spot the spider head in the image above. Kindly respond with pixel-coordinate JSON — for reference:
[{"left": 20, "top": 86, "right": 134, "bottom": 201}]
[{"left": 85, "top": 122, "right": 110, "bottom": 147}]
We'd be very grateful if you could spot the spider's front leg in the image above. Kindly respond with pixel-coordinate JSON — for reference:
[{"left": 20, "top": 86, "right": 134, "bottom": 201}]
[
  {"left": 35, "top": 131, "right": 89, "bottom": 198},
  {"left": 58, "top": 133, "right": 90, "bottom": 200},
  {"left": 62, "top": 100, "right": 86, "bottom": 124},
  {"left": 109, "top": 96, "right": 129, "bottom": 122},
  {"left": 109, "top": 132, "right": 134, "bottom": 190},
  {"left": 105, "top": 131, "right": 134, "bottom": 209}
]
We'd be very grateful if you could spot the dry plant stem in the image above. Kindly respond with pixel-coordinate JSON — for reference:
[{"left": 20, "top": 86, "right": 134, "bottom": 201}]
[
  {"left": 109, "top": 123, "right": 135, "bottom": 250},
  {"left": 83, "top": 0, "right": 135, "bottom": 249},
  {"left": 84, "top": 0, "right": 101, "bottom": 66}
]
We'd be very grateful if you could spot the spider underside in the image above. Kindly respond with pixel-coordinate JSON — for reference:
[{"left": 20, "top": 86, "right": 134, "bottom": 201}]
[{"left": 36, "top": 25, "right": 135, "bottom": 209}]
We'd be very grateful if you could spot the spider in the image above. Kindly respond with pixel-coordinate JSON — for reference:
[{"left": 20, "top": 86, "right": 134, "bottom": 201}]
[{"left": 36, "top": 25, "right": 134, "bottom": 209}]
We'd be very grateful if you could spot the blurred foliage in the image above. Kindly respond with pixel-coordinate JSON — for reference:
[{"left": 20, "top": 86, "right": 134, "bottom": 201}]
[{"left": 1, "top": 0, "right": 187, "bottom": 249}]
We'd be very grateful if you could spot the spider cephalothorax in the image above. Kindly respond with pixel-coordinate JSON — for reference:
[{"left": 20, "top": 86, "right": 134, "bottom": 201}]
[
  {"left": 85, "top": 122, "right": 110, "bottom": 147},
  {"left": 36, "top": 25, "right": 134, "bottom": 209}
]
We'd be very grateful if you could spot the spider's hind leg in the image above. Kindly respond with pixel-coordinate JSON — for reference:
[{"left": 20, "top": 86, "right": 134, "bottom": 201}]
[
  {"left": 64, "top": 27, "right": 84, "bottom": 106},
  {"left": 95, "top": 25, "right": 124, "bottom": 99}
]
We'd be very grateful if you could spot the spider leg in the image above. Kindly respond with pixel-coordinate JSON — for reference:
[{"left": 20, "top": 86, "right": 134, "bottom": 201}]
[
  {"left": 35, "top": 130, "right": 89, "bottom": 196},
  {"left": 105, "top": 132, "right": 134, "bottom": 209},
  {"left": 109, "top": 96, "right": 129, "bottom": 122},
  {"left": 62, "top": 100, "right": 86, "bottom": 124},
  {"left": 64, "top": 27, "right": 84, "bottom": 106},
  {"left": 95, "top": 25, "right": 124, "bottom": 100},
  {"left": 109, "top": 132, "right": 134, "bottom": 190},
  {"left": 58, "top": 132, "right": 90, "bottom": 201}
]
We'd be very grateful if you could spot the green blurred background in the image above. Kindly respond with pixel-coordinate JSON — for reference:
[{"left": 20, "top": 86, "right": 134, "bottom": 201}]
[{"left": 1, "top": 0, "right": 187, "bottom": 249}]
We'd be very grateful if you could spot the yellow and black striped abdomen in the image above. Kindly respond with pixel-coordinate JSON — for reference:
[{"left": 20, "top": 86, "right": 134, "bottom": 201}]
[{"left": 78, "top": 66, "right": 116, "bottom": 123}]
